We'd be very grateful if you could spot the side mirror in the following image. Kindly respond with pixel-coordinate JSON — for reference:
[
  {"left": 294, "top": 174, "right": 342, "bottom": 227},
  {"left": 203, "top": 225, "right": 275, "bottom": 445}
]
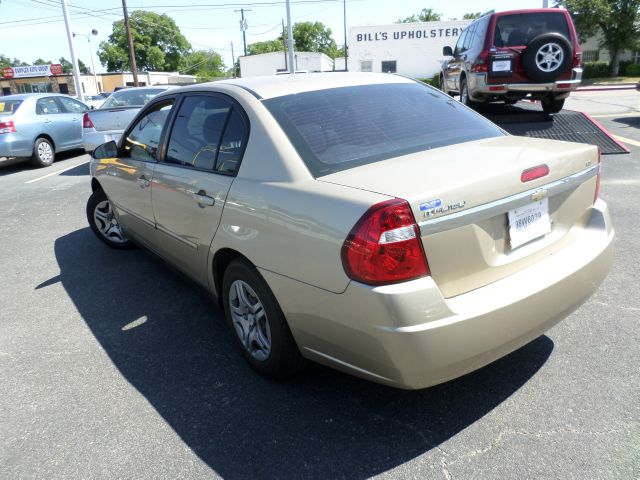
[
  {"left": 443, "top": 46, "right": 454, "bottom": 57},
  {"left": 93, "top": 140, "right": 118, "bottom": 159}
]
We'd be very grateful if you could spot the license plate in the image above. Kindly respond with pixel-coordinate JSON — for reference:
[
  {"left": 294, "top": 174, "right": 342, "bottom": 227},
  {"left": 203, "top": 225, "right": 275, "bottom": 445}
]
[
  {"left": 508, "top": 198, "right": 551, "bottom": 249},
  {"left": 492, "top": 60, "right": 511, "bottom": 72}
]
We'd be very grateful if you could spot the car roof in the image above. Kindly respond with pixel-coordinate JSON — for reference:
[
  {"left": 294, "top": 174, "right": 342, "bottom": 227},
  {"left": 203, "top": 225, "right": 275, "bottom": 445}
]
[
  {"left": 0, "top": 93, "right": 72, "bottom": 101},
  {"left": 169, "top": 72, "right": 416, "bottom": 100}
]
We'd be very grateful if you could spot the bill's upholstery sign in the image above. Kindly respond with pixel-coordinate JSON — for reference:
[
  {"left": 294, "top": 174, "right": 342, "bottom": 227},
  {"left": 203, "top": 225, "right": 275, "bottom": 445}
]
[{"left": 1, "top": 64, "right": 63, "bottom": 79}]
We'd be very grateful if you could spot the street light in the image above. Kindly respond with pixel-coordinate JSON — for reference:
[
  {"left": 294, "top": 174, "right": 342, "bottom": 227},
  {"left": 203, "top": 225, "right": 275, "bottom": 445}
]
[{"left": 73, "top": 29, "right": 99, "bottom": 94}]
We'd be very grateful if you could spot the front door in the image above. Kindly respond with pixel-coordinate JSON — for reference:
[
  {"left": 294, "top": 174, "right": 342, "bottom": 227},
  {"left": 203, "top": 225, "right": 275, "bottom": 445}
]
[{"left": 151, "top": 93, "right": 249, "bottom": 286}]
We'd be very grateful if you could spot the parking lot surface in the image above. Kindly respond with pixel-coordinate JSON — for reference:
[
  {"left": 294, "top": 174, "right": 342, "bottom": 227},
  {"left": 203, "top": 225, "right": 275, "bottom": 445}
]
[{"left": 1, "top": 90, "right": 639, "bottom": 479}]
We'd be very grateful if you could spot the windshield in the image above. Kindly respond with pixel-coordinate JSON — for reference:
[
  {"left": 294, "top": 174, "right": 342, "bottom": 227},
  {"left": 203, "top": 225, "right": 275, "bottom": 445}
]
[
  {"left": 264, "top": 83, "right": 505, "bottom": 177},
  {"left": 0, "top": 100, "right": 23, "bottom": 114},
  {"left": 100, "top": 88, "right": 166, "bottom": 109}
]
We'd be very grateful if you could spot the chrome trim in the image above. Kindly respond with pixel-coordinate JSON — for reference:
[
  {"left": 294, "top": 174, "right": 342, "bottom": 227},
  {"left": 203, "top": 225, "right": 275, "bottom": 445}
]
[
  {"left": 418, "top": 165, "right": 598, "bottom": 235},
  {"left": 471, "top": 72, "right": 582, "bottom": 94}
]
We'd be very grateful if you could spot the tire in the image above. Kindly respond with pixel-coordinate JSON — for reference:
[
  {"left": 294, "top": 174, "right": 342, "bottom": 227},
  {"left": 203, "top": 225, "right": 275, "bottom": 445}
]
[
  {"left": 86, "top": 188, "right": 133, "bottom": 249},
  {"left": 439, "top": 74, "right": 450, "bottom": 96},
  {"left": 31, "top": 137, "right": 55, "bottom": 168},
  {"left": 541, "top": 97, "right": 565, "bottom": 115},
  {"left": 459, "top": 77, "right": 479, "bottom": 108},
  {"left": 222, "top": 259, "right": 306, "bottom": 379},
  {"left": 522, "top": 33, "right": 572, "bottom": 82}
]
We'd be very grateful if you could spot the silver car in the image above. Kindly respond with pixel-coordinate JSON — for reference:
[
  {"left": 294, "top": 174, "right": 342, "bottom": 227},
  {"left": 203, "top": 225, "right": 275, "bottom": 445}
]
[
  {"left": 87, "top": 73, "right": 613, "bottom": 389},
  {"left": 0, "top": 93, "right": 88, "bottom": 167},
  {"left": 82, "top": 86, "right": 170, "bottom": 153}
]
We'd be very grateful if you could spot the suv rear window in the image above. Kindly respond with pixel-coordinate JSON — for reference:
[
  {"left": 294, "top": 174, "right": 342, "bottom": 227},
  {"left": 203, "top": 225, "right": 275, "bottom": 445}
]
[
  {"left": 494, "top": 12, "right": 570, "bottom": 47},
  {"left": 0, "top": 100, "right": 22, "bottom": 114},
  {"left": 264, "top": 83, "right": 504, "bottom": 177}
]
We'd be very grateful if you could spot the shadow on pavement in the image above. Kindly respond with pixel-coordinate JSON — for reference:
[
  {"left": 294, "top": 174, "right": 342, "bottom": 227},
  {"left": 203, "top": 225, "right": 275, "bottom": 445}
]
[
  {"left": 59, "top": 162, "right": 90, "bottom": 177},
  {"left": 0, "top": 150, "right": 85, "bottom": 176},
  {"left": 53, "top": 228, "right": 553, "bottom": 479}
]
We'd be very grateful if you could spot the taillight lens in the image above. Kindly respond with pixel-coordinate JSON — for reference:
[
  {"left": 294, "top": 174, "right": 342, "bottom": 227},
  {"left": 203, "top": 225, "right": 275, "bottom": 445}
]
[
  {"left": 83, "top": 112, "right": 94, "bottom": 129},
  {"left": 471, "top": 51, "right": 489, "bottom": 73},
  {"left": 341, "top": 199, "right": 430, "bottom": 286},
  {"left": 0, "top": 120, "right": 16, "bottom": 134},
  {"left": 573, "top": 51, "right": 582, "bottom": 68},
  {"left": 594, "top": 147, "right": 601, "bottom": 203}
]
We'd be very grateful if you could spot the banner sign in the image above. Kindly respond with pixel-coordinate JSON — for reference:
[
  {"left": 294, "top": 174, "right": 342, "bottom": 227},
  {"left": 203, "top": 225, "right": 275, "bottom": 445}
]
[{"left": 1, "top": 64, "right": 63, "bottom": 79}]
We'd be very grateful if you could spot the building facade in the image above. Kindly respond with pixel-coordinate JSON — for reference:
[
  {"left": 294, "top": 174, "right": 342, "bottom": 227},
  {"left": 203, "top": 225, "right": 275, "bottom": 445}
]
[{"left": 239, "top": 52, "right": 335, "bottom": 77}]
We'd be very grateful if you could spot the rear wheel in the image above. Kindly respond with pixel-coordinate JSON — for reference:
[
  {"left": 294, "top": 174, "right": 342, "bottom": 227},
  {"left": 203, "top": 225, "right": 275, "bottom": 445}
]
[
  {"left": 541, "top": 97, "right": 565, "bottom": 115},
  {"left": 459, "top": 77, "right": 479, "bottom": 108},
  {"left": 31, "top": 137, "right": 54, "bottom": 168},
  {"left": 222, "top": 259, "right": 306, "bottom": 379},
  {"left": 86, "top": 188, "right": 133, "bottom": 249}
]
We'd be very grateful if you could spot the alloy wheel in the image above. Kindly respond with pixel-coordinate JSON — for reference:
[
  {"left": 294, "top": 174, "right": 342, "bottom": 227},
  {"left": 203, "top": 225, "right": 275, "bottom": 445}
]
[
  {"left": 229, "top": 279, "right": 272, "bottom": 361},
  {"left": 535, "top": 43, "right": 564, "bottom": 72},
  {"left": 93, "top": 200, "right": 127, "bottom": 244}
]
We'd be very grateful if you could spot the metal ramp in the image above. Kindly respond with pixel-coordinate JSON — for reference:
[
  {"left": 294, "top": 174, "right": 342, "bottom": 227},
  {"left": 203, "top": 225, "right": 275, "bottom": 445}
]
[{"left": 479, "top": 103, "right": 629, "bottom": 155}]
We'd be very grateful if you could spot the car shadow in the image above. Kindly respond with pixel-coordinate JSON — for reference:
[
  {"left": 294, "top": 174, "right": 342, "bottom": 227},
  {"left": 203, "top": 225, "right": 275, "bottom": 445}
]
[
  {"left": 51, "top": 228, "right": 554, "bottom": 478},
  {"left": 0, "top": 149, "right": 85, "bottom": 176},
  {"left": 59, "top": 162, "right": 90, "bottom": 177},
  {"left": 611, "top": 116, "right": 640, "bottom": 129}
]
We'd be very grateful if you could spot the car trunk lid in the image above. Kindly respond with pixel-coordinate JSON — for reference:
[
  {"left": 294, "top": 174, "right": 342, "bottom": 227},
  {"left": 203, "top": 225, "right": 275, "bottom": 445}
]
[
  {"left": 86, "top": 106, "right": 141, "bottom": 132},
  {"left": 319, "top": 136, "right": 600, "bottom": 297}
]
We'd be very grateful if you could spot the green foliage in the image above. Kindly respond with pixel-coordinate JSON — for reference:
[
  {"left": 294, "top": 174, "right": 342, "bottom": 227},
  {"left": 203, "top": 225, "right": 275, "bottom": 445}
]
[
  {"left": 463, "top": 12, "right": 482, "bottom": 20},
  {"left": 182, "top": 50, "right": 226, "bottom": 82},
  {"left": 33, "top": 58, "right": 49, "bottom": 65},
  {"left": 557, "top": 0, "right": 640, "bottom": 76},
  {"left": 281, "top": 21, "right": 339, "bottom": 58},
  {"left": 624, "top": 62, "right": 640, "bottom": 76},
  {"left": 59, "top": 57, "right": 90, "bottom": 74},
  {"left": 248, "top": 39, "right": 284, "bottom": 55},
  {"left": 98, "top": 10, "right": 191, "bottom": 72},
  {"left": 582, "top": 61, "right": 610, "bottom": 78},
  {"left": 416, "top": 73, "right": 441, "bottom": 88},
  {"left": 0, "top": 54, "right": 28, "bottom": 68},
  {"left": 397, "top": 7, "right": 442, "bottom": 23}
]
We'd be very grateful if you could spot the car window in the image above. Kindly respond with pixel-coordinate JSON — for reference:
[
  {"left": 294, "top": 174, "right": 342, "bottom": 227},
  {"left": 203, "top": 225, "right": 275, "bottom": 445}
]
[
  {"left": 264, "top": 82, "right": 505, "bottom": 177},
  {"left": 166, "top": 95, "right": 232, "bottom": 171},
  {"left": 0, "top": 100, "right": 22, "bottom": 114},
  {"left": 462, "top": 23, "right": 476, "bottom": 51},
  {"left": 454, "top": 30, "right": 467, "bottom": 55},
  {"left": 101, "top": 88, "right": 166, "bottom": 109},
  {"left": 216, "top": 108, "right": 248, "bottom": 175},
  {"left": 58, "top": 96, "right": 88, "bottom": 113},
  {"left": 122, "top": 101, "right": 174, "bottom": 162},
  {"left": 495, "top": 12, "right": 570, "bottom": 47},
  {"left": 36, "top": 97, "right": 62, "bottom": 115}
]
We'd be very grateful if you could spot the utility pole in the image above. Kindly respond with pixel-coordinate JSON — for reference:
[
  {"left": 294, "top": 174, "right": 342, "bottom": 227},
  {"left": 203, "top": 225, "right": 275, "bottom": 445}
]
[
  {"left": 282, "top": 19, "right": 288, "bottom": 72},
  {"left": 235, "top": 8, "right": 251, "bottom": 56},
  {"left": 285, "top": 0, "right": 295, "bottom": 73},
  {"left": 61, "top": 0, "right": 84, "bottom": 101},
  {"left": 230, "top": 41, "right": 236, "bottom": 78},
  {"left": 121, "top": 0, "right": 139, "bottom": 86}
]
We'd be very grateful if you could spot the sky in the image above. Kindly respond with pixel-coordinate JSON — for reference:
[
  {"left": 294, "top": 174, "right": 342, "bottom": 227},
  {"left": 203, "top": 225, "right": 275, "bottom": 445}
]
[{"left": 1, "top": 0, "right": 544, "bottom": 73}]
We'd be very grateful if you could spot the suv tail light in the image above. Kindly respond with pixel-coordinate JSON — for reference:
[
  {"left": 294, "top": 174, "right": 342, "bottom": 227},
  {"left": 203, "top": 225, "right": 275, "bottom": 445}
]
[
  {"left": 341, "top": 199, "right": 430, "bottom": 286},
  {"left": 594, "top": 147, "right": 601, "bottom": 203},
  {"left": 471, "top": 51, "right": 489, "bottom": 73},
  {"left": 573, "top": 51, "right": 582, "bottom": 68},
  {"left": 0, "top": 120, "right": 16, "bottom": 134},
  {"left": 83, "top": 112, "right": 94, "bottom": 129}
]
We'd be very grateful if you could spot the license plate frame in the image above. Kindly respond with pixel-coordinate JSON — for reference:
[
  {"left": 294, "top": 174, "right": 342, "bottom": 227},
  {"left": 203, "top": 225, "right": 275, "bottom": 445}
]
[{"left": 508, "top": 198, "right": 551, "bottom": 249}]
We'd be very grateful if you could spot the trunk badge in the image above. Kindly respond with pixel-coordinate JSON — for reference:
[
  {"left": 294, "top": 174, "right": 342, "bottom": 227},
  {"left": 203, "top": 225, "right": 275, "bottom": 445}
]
[{"left": 530, "top": 189, "right": 548, "bottom": 202}]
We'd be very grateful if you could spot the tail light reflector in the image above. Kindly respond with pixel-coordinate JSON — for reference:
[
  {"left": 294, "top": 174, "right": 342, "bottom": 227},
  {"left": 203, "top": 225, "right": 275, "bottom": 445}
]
[
  {"left": 521, "top": 164, "right": 550, "bottom": 183},
  {"left": 0, "top": 120, "right": 16, "bottom": 134},
  {"left": 83, "top": 112, "right": 94, "bottom": 129},
  {"left": 341, "top": 199, "right": 430, "bottom": 286}
]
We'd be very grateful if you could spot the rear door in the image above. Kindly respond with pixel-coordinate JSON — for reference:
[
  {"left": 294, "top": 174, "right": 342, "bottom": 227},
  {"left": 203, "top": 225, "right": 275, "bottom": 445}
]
[
  {"left": 35, "top": 97, "right": 74, "bottom": 149},
  {"left": 56, "top": 96, "right": 87, "bottom": 149},
  {"left": 150, "top": 93, "right": 249, "bottom": 286}
]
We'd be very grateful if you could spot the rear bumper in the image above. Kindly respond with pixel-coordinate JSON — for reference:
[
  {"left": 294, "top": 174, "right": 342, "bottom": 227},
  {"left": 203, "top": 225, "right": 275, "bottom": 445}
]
[
  {"left": 0, "top": 134, "right": 33, "bottom": 158},
  {"left": 469, "top": 67, "right": 583, "bottom": 99},
  {"left": 263, "top": 199, "right": 613, "bottom": 389},
  {"left": 83, "top": 130, "right": 123, "bottom": 153}
]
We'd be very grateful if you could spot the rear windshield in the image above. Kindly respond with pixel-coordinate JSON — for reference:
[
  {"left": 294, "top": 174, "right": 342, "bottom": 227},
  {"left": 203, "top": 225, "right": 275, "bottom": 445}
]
[
  {"left": 494, "top": 12, "right": 570, "bottom": 47},
  {"left": 264, "top": 83, "right": 504, "bottom": 176},
  {"left": 0, "top": 100, "right": 22, "bottom": 114},
  {"left": 101, "top": 88, "right": 166, "bottom": 109}
]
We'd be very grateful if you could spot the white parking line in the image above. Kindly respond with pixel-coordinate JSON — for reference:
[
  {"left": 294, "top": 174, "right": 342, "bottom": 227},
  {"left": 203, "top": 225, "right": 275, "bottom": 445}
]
[
  {"left": 612, "top": 135, "right": 640, "bottom": 148},
  {"left": 25, "top": 160, "right": 89, "bottom": 184}
]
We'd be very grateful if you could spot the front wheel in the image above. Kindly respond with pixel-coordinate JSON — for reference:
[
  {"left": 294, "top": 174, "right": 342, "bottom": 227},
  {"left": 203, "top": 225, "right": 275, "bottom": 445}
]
[
  {"left": 86, "top": 188, "right": 133, "bottom": 249},
  {"left": 541, "top": 97, "right": 565, "bottom": 115},
  {"left": 31, "top": 137, "right": 55, "bottom": 167},
  {"left": 222, "top": 259, "right": 306, "bottom": 379}
]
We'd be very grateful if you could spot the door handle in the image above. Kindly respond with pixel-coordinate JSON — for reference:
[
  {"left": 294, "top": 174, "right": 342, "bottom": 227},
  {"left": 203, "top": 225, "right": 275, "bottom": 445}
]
[
  {"left": 194, "top": 192, "right": 215, "bottom": 207},
  {"left": 43, "top": 119, "right": 52, "bottom": 124},
  {"left": 137, "top": 176, "right": 151, "bottom": 188}
]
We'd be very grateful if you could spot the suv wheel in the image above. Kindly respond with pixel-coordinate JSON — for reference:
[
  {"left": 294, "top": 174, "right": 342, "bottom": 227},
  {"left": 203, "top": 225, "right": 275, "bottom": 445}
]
[
  {"left": 522, "top": 33, "right": 572, "bottom": 82},
  {"left": 541, "top": 97, "right": 565, "bottom": 115},
  {"left": 459, "top": 77, "right": 479, "bottom": 108}
]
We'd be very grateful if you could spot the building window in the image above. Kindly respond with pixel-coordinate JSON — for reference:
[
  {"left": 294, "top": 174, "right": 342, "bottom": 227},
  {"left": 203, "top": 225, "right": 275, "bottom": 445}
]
[
  {"left": 361, "top": 60, "right": 372, "bottom": 72},
  {"left": 59, "top": 83, "right": 69, "bottom": 94},
  {"left": 381, "top": 61, "right": 397, "bottom": 73},
  {"left": 18, "top": 82, "right": 53, "bottom": 93},
  {"left": 81, "top": 82, "right": 86, "bottom": 93},
  {"left": 2, "top": 87, "right": 10, "bottom": 96},
  {"left": 582, "top": 50, "right": 600, "bottom": 62},
  {"left": 633, "top": 51, "right": 640, "bottom": 64}
]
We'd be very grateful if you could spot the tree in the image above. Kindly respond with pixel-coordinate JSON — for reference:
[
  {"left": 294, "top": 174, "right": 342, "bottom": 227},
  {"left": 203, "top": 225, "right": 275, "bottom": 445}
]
[
  {"left": 59, "top": 57, "right": 90, "bottom": 74},
  {"left": 97, "top": 10, "right": 191, "bottom": 72},
  {"left": 463, "top": 12, "right": 482, "bottom": 20},
  {"left": 182, "top": 50, "right": 225, "bottom": 82},
  {"left": 557, "top": 0, "right": 640, "bottom": 76},
  {"left": 282, "top": 21, "right": 339, "bottom": 58},
  {"left": 248, "top": 39, "right": 284, "bottom": 55},
  {"left": 397, "top": 7, "right": 442, "bottom": 23},
  {"left": 1, "top": 55, "right": 29, "bottom": 67}
]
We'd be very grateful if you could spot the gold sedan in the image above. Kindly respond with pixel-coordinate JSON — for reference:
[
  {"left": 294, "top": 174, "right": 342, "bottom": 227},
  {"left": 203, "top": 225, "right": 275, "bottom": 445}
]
[{"left": 87, "top": 73, "right": 613, "bottom": 389}]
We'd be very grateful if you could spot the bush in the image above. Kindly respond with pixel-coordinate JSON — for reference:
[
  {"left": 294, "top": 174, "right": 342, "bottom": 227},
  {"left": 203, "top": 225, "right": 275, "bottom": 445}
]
[
  {"left": 417, "top": 73, "right": 441, "bottom": 88},
  {"left": 619, "top": 60, "right": 633, "bottom": 75},
  {"left": 582, "top": 61, "right": 610, "bottom": 79},
  {"left": 624, "top": 63, "right": 640, "bottom": 76}
]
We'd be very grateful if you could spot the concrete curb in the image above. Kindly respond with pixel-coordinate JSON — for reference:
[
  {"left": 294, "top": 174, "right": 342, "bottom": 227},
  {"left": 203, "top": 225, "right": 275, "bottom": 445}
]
[{"left": 577, "top": 84, "right": 636, "bottom": 92}]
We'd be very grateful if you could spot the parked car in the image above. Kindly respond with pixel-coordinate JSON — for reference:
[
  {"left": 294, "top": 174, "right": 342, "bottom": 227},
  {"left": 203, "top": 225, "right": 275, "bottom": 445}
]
[
  {"left": 83, "top": 94, "right": 107, "bottom": 110},
  {"left": 82, "top": 86, "right": 170, "bottom": 153},
  {"left": 87, "top": 73, "right": 613, "bottom": 389},
  {"left": 441, "top": 8, "right": 583, "bottom": 115},
  {"left": 0, "top": 93, "right": 88, "bottom": 167}
]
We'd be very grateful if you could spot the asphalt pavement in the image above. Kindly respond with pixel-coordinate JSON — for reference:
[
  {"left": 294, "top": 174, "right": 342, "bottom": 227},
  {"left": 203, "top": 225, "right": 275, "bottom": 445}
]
[{"left": 1, "top": 90, "right": 638, "bottom": 479}]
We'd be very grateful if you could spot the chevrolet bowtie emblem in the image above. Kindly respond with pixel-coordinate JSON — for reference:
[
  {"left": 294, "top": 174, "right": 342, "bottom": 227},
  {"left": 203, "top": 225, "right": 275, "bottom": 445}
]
[{"left": 530, "top": 189, "right": 548, "bottom": 202}]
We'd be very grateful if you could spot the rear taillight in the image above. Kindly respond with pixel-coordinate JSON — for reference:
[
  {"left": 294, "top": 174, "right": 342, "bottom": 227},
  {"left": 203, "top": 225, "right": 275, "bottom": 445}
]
[
  {"left": 0, "top": 120, "right": 16, "bottom": 134},
  {"left": 573, "top": 51, "right": 582, "bottom": 68},
  {"left": 471, "top": 51, "right": 489, "bottom": 73},
  {"left": 594, "top": 147, "right": 601, "bottom": 203},
  {"left": 83, "top": 112, "right": 94, "bottom": 129},
  {"left": 341, "top": 199, "right": 430, "bottom": 286}
]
